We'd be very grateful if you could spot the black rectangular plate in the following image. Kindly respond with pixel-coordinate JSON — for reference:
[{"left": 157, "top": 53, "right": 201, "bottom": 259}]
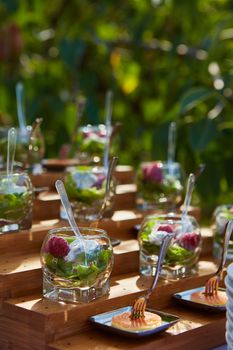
[
  {"left": 173, "top": 286, "right": 227, "bottom": 312},
  {"left": 89, "top": 306, "right": 179, "bottom": 338}
]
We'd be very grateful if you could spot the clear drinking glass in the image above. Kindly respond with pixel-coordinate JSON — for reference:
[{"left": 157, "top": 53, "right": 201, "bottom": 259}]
[
  {"left": 74, "top": 124, "right": 111, "bottom": 164},
  {"left": 138, "top": 213, "right": 202, "bottom": 280},
  {"left": 62, "top": 165, "right": 115, "bottom": 221},
  {"left": 213, "top": 205, "right": 233, "bottom": 260},
  {"left": 137, "top": 161, "right": 184, "bottom": 211},
  {"left": 0, "top": 172, "right": 34, "bottom": 232},
  {"left": 41, "top": 226, "right": 114, "bottom": 303},
  {"left": 0, "top": 126, "right": 45, "bottom": 169}
]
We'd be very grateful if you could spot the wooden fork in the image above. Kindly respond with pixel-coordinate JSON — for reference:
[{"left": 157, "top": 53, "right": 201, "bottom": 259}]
[
  {"left": 205, "top": 219, "right": 233, "bottom": 296},
  {"left": 131, "top": 233, "right": 174, "bottom": 320}
]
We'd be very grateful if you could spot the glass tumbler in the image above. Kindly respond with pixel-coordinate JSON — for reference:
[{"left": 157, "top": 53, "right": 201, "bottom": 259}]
[
  {"left": 138, "top": 213, "right": 202, "bottom": 280},
  {"left": 137, "top": 161, "right": 184, "bottom": 211},
  {"left": 41, "top": 226, "right": 114, "bottom": 303},
  {"left": 62, "top": 165, "right": 115, "bottom": 221},
  {"left": 0, "top": 172, "right": 34, "bottom": 232}
]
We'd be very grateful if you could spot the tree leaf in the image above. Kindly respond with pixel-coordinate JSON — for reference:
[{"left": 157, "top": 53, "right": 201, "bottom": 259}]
[
  {"left": 188, "top": 118, "right": 217, "bottom": 151},
  {"left": 180, "top": 88, "right": 215, "bottom": 114},
  {"left": 59, "top": 39, "right": 86, "bottom": 69}
]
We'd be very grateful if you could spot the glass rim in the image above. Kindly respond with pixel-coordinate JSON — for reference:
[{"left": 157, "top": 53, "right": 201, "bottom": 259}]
[
  {"left": 0, "top": 125, "right": 32, "bottom": 136},
  {"left": 48, "top": 226, "right": 108, "bottom": 238},
  {"left": 0, "top": 171, "right": 29, "bottom": 178},
  {"left": 66, "top": 165, "right": 106, "bottom": 173},
  {"left": 144, "top": 212, "right": 197, "bottom": 223},
  {"left": 80, "top": 124, "right": 113, "bottom": 134},
  {"left": 140, "top": 161, "right": 181, "bottom": 167}
]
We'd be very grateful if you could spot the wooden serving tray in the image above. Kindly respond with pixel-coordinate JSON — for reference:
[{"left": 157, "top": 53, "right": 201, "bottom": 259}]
[
  {"left": 0, "top": 199, "right": 218, "bottom": 350},
  {"left": 0, "top": 260, "right": 226, "bottom": 350},
  {"left": 47, "top": 307, "right": 225, "bottom": 350}
]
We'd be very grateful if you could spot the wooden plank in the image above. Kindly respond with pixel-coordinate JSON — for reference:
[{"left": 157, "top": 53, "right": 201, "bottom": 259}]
[
  {"left": 31, "top": 172, "right": 64, "bottom": 190},
  {"left": 47, "top": 313, "right": 225, "bottom": 350},
  {"left": 0, "top": 218, "right": 214, "bottom": 301},
  {"left": 0, "top": 211, "right": 142, "bottom": 256},
  {"left": 113, "top": 165, "right": 135, "bottom": 184},
  {"left": 0, "top": 308, "right": 225, "bottom": 350},
  {"left": 1, "top": 260, "right": 220, "bottom": 344},
  {"left": 0, "top": 214, "right": 213, "bottom": 258},
  {"left": 0, "top": 240, "right": 139, "bottom": 300},
  {"left": 30, "top": 165, "right": 135, "bottom": 190},
  {"left": 33, "top": 196, "right": 60, "bottom": 221},
  {"left": 33, "top": 184, "right": 137, "bottom": 220},
  {"left": 0, "top": 220, "right": 62, "bottom": 256},
  {"left": 0, "top": 315, "right": 47, "bottom": 350}
]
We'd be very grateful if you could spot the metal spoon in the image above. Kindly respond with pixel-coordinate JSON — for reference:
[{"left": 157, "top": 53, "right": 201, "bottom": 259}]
[
  {"left": 16, "top": 82, "right": 27, "bottom": 142},
  {"left": 55, "top": 180, "right": 82, "bottom": 238},
  {"left": 104, "top": 90, "right": 113, "bottom": 175},
  {"left": 99, "top": 156, "right": 118, "bottom": 219},
  {"left": 7, "top": 128, "right": 17, "bottom": 184},
  {"left": 55, "top": 180, "right": 86, "bottom": 252},
  {"left": 90, "top": 156, "right": 118, "bottom": 230},
  {"left": 181, "top": 173, "right": 195, "bottom": 232},
  {"left": 167, "top": 121, "right": 176, "bottom": 168},
  {"left": 23, "top": 117, "right": 43, "bottom": 170}
]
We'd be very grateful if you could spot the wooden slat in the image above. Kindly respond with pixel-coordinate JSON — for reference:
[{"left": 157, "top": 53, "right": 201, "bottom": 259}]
[
  {"left": 47, "top": 312, "right": 225, "bottom": 350},
  {"left": 0, "top": 211, "right": 143, "bottom": 256},
  {"left": 0, "top": 213, "right": 212, "bottom": 258},
  {"left": 0, "top": 220, "right": 62, "bottom": 256},
  {"left": 0, "top": 315, "right": 47, "bottom": 350},
  {"left": 33, "top": 184, "right": 137, "bottom": 220},
  {"left": 0, "top": 239, "right": 139, "bottom": 300},
  {"left": 30, "top": 165, "right": 135, "bottom": 190},
  {"left": 0, "top": 214, "right": 214, "bottom": 301},
  {"left": 0, "top": 260, "right": 220, "bottom": 345}
]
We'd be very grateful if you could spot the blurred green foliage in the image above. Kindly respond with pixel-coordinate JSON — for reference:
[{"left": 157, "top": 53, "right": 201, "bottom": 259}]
[{"left": 1, "top": 0, "right": 233, "bottom": 212}]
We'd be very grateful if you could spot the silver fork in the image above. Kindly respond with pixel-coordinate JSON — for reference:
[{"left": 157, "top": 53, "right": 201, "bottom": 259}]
[
  {"left": 131, "top": 233, "right": 174, "bottom": 319},
  {"left": 205, "top": 219, "right": 233, "bottom": 295}
]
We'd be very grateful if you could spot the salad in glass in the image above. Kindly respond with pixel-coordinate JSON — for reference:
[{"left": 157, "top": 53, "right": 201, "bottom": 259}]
[
  {"left": 73, "top": 124, "right": 110, "bottom": 164},
  {"left": 41, "top": 227, "right": 114, "bottom": 303},
  {"left": 138, "top": 213, "right": 201, "bottom": 280},
  {"left": 213, "top": 205, "right": 233, "bottom": 260},
  {"left": 0, "top": 126, "right": 45, "bottom": 170},
  {"left": 63, "top": 165, "right": 115, "bottom": 221},
  {"left": 0, "top": 172, "right": 34, "bottom": 232},
  {"left": 137, "top": 161, "right": 184, "bottom": 210}
]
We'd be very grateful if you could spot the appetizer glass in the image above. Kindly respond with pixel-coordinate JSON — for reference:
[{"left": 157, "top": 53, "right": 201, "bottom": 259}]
[
  {"left": 74, "top": 124, "right": 111, "bottom": 164},
  {"left": 0, "top": 126, "right": 45, "bottom": 169},
  {"left": 137, "top": 161, "right": 184, "bottom": 211},
  {"left": 63, "top": 165, "right": 115, "bottom": 221},
  {"left": 213, "top": 205, "right": 233, "bottom": 260},
  {"left": 0, "top": 172, "right": 34, "bottom": 232},
  {"left": 41, "top": 227, "right": 114, "bottom": 303},
  {"left": 138, "top": 213, "right": 202, "bottom": 280}
]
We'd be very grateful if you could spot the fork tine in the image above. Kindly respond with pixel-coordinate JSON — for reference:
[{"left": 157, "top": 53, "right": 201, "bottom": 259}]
[
  {"left": 139, "top": 299, "right": 146, "bottom": 316},
  {"left": 136, "top": 299, "right": 145, "bottom": 315},
  {"left": 205, "top": 280, "right": 210, "bottom": 295},
  {"left": 131, "top": 297, "right": 146, "bottom": 319},
  {"left": 205, "top": 277, "right": 215, "bottom": 296},
  {"left": 214, "top": 279, "right": 219, "bottom": 294},
  {"left": 210, "top": 279, "right": 214, "bottom": 294},
  {"left": 211, "top": 278, "right": 215, "bottom": 295},
  {"left": 141, "top": 300, "right": 146, "bottom": 316},
  {"left": 132, "top": 300, "right": 140, "bottom": 318}
]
